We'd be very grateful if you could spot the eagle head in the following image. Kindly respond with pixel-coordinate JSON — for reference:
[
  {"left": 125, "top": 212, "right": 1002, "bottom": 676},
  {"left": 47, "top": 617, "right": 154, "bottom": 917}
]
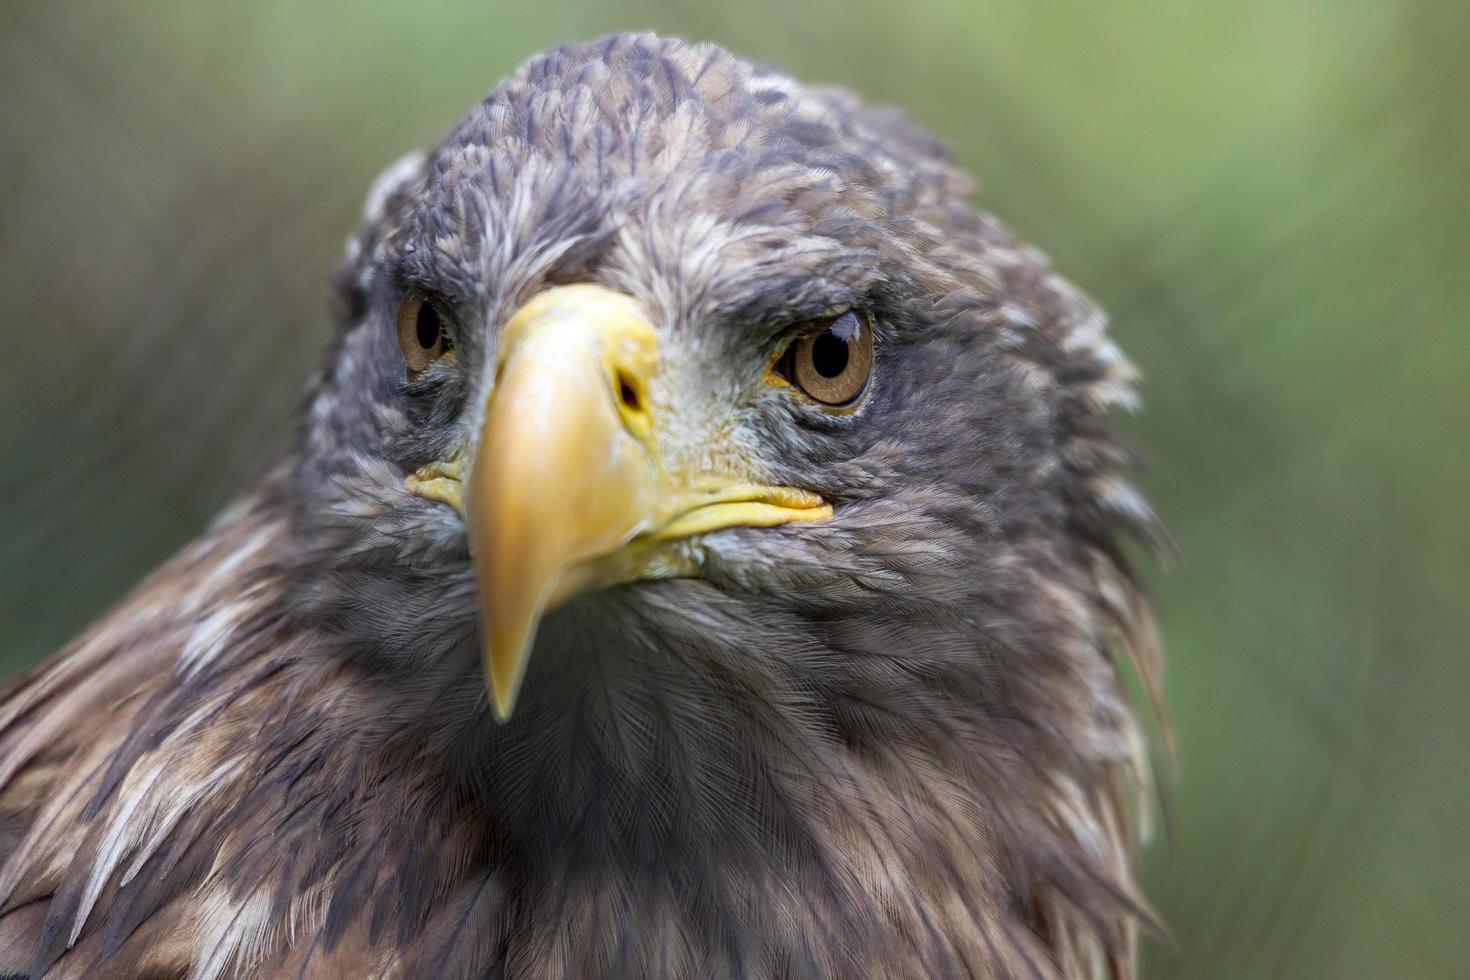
[{"left": 0, "top": 32, "right": 1164, "bottom": 980}]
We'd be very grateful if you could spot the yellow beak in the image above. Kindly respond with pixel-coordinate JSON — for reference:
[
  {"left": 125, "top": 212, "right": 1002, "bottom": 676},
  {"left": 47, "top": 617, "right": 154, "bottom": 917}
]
[{"left": 407, "top": 284, "right": 831, "bottom": 720}]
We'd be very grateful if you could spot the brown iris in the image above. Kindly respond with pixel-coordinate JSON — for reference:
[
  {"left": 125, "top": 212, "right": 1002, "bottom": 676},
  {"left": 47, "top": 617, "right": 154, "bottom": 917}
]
[
  {"left": 776, "top": 310, "right": 874, "bottom": 406},
  {"left": 395, "top": 288, "right": 451, "bottom": 371}
]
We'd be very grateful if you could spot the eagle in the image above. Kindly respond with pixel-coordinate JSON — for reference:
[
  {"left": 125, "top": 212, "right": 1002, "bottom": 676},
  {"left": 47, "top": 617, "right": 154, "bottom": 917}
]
[{"left": 0, "top": 33, "right": 1165, "bottom": 980}]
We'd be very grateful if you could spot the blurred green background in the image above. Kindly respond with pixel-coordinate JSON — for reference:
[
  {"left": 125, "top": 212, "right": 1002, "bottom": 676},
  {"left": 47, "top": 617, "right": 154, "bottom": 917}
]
[{"left": 1, "top": 2, "right": 1465, "bottom": 976}]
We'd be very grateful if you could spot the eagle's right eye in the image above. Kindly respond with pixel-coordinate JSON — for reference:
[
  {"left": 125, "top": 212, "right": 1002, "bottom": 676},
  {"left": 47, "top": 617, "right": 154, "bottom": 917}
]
[{"left": 395, "top": 288, "right": 453, "bottom": 372}]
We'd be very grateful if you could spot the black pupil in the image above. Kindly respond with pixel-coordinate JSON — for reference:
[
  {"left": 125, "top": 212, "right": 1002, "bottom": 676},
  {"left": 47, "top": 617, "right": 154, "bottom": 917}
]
[
  {"left": 415, "top": 302, "right": 441, "bottom": 350},
  {"left": 810, "top": 330, "right": 850, "bottom": 378}
]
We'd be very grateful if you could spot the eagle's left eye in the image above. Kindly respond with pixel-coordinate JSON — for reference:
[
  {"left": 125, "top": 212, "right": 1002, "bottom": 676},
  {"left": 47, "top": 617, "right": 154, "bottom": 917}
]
[
  {"left": 774, "top": 310, "right": 874, "bottom": 407},
  {"left": 395, "top": 288, "right": 453, "bottom": 372}
]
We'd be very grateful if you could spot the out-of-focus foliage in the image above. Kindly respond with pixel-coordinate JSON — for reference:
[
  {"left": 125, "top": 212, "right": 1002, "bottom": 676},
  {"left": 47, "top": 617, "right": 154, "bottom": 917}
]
[{"left": 1, "top": 2, "right": 1464, "bottom": 976}]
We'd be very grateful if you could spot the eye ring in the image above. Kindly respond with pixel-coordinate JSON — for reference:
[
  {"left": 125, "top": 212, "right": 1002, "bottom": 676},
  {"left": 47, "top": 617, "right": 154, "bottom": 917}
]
[
  {"left": 775, "top": 310, "right": 874, "bottom": 408},
  {"left": 395, "top": 287, "right": 453, "bottom": 372}
]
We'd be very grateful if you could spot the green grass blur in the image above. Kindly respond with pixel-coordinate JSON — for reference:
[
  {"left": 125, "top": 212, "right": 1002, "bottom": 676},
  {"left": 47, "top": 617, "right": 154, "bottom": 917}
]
[{"left": 1, "top": 3, "right": 1465, "bottom": 975}]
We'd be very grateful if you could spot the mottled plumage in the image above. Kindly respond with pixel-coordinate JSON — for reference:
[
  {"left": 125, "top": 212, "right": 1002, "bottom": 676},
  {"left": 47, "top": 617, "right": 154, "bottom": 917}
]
[{"left": 0, "top": 34, "right": 1165, "bottom": 979}]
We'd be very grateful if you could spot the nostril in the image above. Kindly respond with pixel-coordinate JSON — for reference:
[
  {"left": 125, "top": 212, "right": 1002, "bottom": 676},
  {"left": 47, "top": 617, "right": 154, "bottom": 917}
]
[{"left": 617, "top": 373, "right": 641, "bottom": 412}]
